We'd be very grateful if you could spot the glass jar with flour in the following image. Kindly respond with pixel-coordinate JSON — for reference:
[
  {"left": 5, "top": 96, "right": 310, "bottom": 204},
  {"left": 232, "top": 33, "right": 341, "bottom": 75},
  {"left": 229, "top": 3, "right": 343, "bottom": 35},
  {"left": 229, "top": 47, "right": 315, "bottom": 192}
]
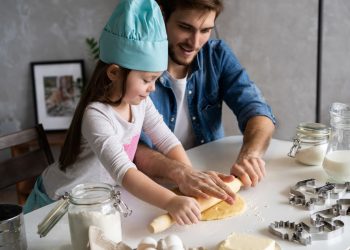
[
  {"left": 37, "top": 183, "right": 131, "bottom": 250},
  {"left": 288, "top": 122, "right": 330, "bottom": 165},
  {"left": 323, "top": 102, "right": 350, "bottom": 182}
]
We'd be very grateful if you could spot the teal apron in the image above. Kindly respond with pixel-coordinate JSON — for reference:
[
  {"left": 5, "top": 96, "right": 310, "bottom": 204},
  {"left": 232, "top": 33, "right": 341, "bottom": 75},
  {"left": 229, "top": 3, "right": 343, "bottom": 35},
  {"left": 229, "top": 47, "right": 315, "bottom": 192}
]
[{"left": 23, "top": 176, "right": 54, "bottom": 214}]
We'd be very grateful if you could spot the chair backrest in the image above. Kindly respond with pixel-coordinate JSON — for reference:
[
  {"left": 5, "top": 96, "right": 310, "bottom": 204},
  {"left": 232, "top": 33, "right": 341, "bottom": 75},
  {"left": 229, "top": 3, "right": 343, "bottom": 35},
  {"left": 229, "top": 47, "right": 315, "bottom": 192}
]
[{"left": 0, "top": 124, "right": 54, "bottom": 190}]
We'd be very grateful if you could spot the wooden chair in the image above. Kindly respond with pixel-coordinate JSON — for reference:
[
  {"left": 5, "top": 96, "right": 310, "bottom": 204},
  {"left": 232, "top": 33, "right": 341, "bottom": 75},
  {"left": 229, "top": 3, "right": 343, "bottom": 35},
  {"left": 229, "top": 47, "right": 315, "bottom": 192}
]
[{"left": 0, "top": 124, "right": 54, "bottom": 205}]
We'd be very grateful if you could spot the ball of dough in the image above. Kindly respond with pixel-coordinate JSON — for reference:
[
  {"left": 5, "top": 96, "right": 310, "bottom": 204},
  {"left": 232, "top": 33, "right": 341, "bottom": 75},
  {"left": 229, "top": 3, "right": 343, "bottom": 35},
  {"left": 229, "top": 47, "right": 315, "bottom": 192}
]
[
  {"left": 137, "top": 237, "right": 158, "bottom": 250},
  {"left": 164, "top": 234, "right": 183, "bottom": 248}
]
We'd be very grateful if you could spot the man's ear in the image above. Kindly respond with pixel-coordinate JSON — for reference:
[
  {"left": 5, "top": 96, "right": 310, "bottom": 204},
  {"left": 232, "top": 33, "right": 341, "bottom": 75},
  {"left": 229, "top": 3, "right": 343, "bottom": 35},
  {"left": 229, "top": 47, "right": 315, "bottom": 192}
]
[{"left": 106, "top": 64, "right": 121, "bottom": 81}]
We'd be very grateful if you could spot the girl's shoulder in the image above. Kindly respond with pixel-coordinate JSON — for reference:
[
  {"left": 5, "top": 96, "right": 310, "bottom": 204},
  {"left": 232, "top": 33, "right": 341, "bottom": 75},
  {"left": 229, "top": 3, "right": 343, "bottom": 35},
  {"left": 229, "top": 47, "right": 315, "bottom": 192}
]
[
  {"left": 83, "top": 102, "right": 115, "bottom": 121},
  {"left": 87, "top": 101, "right": 107, "bottom": 110},
  {"left": 85, "top": 102, "right": 112, "bottom": 114}
]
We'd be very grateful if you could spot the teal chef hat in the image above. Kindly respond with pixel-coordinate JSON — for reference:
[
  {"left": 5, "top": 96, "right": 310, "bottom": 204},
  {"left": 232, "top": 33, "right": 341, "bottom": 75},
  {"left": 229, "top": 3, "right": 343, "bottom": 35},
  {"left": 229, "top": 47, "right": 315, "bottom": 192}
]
[{"left": 99, "top": 0, "right": 168, "bottom": 72}]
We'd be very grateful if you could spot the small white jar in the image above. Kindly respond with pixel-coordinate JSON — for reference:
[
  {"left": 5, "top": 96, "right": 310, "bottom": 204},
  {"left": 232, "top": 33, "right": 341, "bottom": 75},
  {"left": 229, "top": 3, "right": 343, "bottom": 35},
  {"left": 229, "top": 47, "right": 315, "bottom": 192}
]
[{"left": 288, "top": 122, "right": 330, "bottom": 166}]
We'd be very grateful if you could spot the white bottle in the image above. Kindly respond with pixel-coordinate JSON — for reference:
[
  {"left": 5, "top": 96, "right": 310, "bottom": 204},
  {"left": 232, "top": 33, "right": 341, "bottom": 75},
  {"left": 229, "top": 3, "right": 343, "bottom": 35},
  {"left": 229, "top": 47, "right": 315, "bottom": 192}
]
[
  {"left": 323, "top": 150, "right": 350, "bottom": 182},
  {"left": 322, "top": 102, "right": 350, "bottom": 182}
]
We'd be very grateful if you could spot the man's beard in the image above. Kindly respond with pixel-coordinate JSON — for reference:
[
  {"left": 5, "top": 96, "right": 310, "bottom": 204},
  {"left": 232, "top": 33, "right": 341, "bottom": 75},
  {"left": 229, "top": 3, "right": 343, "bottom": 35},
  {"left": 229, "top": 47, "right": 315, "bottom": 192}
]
[{"left": 168, "top": 44, "right": 193, "bottom": 67}]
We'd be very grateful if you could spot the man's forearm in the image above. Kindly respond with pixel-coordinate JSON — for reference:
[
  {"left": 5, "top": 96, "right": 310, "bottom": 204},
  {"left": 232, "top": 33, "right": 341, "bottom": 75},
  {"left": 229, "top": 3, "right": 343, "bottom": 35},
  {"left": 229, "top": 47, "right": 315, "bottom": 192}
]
[
  {"left": 134, "top": 143, "right": 191, "bottom": 184},
  {"left": 238, "top": 116, "right": 275, "bottom": 160}
]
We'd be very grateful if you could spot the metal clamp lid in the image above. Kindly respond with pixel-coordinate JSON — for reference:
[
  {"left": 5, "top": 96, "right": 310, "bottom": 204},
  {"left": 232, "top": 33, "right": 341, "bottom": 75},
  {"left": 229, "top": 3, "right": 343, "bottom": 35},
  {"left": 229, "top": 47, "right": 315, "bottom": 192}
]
[
  {"left": 37, "top": 193, "right": 69, "bottom": 237},
  {"left": 288, "top": 138, "right": 300, "bottom": 158},
  {"left": 112, "top": 189, "right": 132, "bottom": 217}
]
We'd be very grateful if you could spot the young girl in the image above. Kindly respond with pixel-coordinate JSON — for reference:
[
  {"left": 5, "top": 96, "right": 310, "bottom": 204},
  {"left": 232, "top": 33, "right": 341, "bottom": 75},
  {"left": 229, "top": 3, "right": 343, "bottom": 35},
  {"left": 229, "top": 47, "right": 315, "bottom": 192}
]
[{"left": 24, "top": 0, "right": 201, "bottom": 225}]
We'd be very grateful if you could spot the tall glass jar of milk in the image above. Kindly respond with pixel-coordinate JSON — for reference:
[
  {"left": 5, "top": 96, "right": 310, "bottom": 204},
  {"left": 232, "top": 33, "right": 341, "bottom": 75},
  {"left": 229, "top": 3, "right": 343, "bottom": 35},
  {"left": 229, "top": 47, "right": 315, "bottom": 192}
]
[
  {"left": 37, "top": 183, "right": 131, "bottom": 250},
  {"left": 323, "top": 102, "right": 350, "bottom": 182},
  {"left": 288, "top": 122, "right": 330, "bottom": 165}
]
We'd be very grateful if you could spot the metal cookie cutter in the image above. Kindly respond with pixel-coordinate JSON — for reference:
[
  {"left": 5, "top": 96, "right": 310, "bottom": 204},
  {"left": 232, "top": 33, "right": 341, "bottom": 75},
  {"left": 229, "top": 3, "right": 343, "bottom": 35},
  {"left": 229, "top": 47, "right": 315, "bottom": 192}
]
[
  {"left": 269, "top": 219, "right": 345, "bottom": 245},
  {"left": 270, "top": 180, "right": 350, "bottom": 245},
  {"left": 310, "top": 198, "right": 350, "bottom": 224},
  {"left": 289, "top": 179, "right": 350, "bottom": 210},
  {"left": 269, "top": 221, "right": 312, "bottom": 245}
]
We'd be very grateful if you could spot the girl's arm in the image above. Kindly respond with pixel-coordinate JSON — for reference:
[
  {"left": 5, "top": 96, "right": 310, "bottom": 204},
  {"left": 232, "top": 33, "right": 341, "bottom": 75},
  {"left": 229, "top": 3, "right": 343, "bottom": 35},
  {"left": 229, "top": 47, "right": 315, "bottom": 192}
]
[{"left": 122, "top": 168, "right": 201, "bottom": 225}]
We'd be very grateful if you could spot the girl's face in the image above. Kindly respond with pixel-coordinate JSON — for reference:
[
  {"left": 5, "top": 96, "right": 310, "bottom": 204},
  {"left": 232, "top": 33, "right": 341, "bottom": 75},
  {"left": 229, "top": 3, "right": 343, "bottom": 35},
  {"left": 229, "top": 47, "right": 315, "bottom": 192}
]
[{"left": 122, "top": 70, "right": 162, "bottom": 105}]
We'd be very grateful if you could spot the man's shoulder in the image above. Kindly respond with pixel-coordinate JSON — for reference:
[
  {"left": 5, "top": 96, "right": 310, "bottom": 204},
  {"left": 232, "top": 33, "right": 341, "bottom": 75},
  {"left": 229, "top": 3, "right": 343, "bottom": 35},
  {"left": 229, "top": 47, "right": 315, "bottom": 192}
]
[
  {"left": 198, "top": 39, "right": 236, "bottom": 61},
  {"left": 196, "top": 39, "right": 239, "bottom": 68}
]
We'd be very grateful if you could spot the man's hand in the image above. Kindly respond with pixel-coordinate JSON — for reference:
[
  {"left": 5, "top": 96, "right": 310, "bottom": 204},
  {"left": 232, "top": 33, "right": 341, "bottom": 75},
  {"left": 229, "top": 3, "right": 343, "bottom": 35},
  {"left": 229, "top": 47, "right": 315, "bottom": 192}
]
[
  {"left": 175, "top": 169, "right": 236, "bottom": 204},
  {"left": 231, "top": 116, "right": 274, "bottom": 187},
  {"left": 230, "top": 156, "right": 266, "bottom": 187}
]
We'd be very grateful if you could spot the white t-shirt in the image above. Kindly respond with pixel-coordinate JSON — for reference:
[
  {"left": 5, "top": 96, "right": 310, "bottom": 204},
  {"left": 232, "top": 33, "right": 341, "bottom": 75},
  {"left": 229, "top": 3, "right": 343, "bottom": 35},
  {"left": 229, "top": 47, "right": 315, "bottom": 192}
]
[
  {"left": 42, "top": 98, "right": 180, "bottom": 199},
  {"left": 170, "top": 75, "right": 196, "bottom": 150}
]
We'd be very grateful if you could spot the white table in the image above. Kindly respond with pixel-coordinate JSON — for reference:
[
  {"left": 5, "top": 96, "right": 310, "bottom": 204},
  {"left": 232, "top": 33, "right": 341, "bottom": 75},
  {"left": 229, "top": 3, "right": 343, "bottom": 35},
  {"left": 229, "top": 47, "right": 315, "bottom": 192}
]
[{"left": 24, "top": 136, "right": 350, "bottom": 250}]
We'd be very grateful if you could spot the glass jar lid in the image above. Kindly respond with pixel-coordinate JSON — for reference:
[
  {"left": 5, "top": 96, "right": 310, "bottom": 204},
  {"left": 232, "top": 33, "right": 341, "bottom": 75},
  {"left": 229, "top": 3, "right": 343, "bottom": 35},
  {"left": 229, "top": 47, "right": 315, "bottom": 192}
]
[
  {"left": 296, "top": 122, "right": 330, "bottom": 139},
  {"left": 69, "top": 182, "right": 115, "bottom": 205}
]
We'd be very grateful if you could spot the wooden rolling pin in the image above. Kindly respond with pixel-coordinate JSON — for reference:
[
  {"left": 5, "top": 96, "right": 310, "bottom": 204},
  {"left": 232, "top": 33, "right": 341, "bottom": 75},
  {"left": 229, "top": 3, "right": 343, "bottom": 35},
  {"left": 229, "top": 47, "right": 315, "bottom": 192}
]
[{"left": 148, "top": 178, "right": 242, "bottom": 233}]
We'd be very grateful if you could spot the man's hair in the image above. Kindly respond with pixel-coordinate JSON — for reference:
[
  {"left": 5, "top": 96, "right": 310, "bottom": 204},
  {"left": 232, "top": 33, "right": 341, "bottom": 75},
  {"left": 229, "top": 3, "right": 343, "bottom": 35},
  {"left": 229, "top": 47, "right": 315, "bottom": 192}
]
[{"left": 155, "top": 0, "right": 223, "bottom": 21}]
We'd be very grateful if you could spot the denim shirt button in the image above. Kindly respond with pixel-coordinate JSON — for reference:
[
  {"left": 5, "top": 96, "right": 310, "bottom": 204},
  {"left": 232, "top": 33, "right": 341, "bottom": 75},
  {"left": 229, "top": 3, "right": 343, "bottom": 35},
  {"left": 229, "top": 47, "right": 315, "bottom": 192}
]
[
  {"left": 192, "top": 116, "right": 196, "bottom": 120},
  {"left": 159, "top": 77, "right": 164, "bottom": 83},
  {"left": 201, "top": 139, "right": 205, "bottom": 143},
  {"left": 170, "top": 117, "right": 175, "bottom": 122},
  {"left": 188, "top": 90, "right": 192, "bottom": 95}
]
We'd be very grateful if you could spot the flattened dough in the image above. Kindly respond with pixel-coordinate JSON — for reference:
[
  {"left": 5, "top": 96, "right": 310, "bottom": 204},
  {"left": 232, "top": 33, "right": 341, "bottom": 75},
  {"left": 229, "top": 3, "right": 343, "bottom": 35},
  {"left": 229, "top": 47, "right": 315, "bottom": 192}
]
[{"left": 201, "top": 194, "right": 246, "bottom": 221}]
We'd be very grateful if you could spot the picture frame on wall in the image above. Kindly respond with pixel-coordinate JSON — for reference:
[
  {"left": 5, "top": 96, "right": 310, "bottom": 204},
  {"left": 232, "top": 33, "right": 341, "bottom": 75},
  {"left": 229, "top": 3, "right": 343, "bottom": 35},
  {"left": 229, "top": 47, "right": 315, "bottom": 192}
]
[{"left": 31, "top": 60, "right": 85, "bottom": 131}]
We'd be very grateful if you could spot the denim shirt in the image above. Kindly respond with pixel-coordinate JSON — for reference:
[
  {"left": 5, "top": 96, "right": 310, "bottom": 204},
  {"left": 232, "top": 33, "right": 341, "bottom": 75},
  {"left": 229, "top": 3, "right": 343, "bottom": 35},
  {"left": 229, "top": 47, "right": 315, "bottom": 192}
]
[{"left": 141, "top": 39, "right": 275, "bottom": 148}]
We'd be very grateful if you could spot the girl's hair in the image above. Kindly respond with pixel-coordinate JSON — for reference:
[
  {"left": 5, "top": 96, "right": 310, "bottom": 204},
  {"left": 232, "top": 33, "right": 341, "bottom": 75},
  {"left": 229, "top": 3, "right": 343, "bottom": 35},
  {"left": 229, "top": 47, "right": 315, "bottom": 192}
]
[
  {"left": 156, "top": 0, "right": 223, "bottom": 21},
  {"left": 59, "top": 60, "right": 130, "bottom": 171}
]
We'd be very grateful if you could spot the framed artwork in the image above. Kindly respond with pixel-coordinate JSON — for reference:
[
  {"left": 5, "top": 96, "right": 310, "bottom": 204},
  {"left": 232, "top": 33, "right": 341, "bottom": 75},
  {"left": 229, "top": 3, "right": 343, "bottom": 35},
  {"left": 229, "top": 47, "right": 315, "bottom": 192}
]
[{"left": 31, "top": 60, "right": 85, "bottom": 131}]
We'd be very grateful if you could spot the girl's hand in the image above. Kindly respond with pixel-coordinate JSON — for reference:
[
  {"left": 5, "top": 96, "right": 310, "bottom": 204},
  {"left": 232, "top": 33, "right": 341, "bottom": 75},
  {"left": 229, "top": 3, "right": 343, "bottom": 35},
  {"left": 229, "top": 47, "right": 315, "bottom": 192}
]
[{"left": 165, "top": 196, "right": 201, "bottom": 225}]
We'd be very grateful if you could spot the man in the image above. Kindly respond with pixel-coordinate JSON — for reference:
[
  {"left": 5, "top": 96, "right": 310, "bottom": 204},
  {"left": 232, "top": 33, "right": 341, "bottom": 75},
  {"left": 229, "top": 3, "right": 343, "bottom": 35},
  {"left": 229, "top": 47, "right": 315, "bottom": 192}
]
[{"left": 134, "top": 0, "right": 275, "bottom": 203}]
